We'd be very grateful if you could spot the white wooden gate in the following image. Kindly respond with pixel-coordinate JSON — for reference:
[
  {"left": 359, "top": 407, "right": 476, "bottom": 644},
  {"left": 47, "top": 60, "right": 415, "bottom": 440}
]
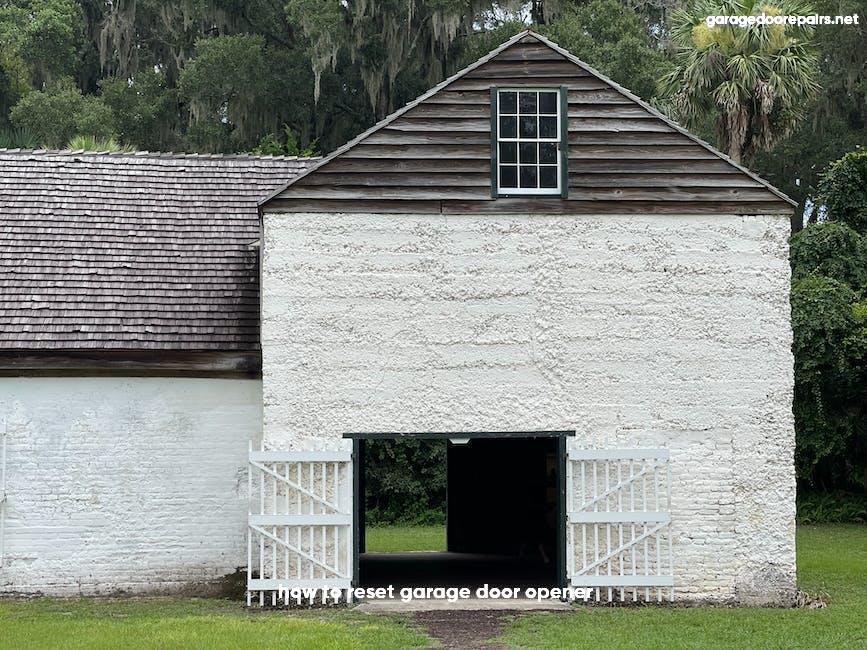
[
  {"left": 247, "top": 447, "right": 353, "bottom": 605},
  {"left": 566, "top": 449, "right": 673, "bottom": 602}
]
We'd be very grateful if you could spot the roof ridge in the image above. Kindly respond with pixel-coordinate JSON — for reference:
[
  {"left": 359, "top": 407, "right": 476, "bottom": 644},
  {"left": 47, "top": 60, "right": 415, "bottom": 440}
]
[{"left": 0, "top": 148, "right": 320, "bottom": 161}]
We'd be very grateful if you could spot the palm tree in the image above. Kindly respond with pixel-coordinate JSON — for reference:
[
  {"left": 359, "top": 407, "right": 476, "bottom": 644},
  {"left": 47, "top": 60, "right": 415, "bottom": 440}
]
[{"left": 660, "top": 0, "right": 820, "bottom": 164}]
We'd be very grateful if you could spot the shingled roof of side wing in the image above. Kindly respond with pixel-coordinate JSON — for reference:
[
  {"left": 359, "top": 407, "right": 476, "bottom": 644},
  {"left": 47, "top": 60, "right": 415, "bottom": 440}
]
[{"left": 0, "top": 149, "right": 317, "bottom": 351}]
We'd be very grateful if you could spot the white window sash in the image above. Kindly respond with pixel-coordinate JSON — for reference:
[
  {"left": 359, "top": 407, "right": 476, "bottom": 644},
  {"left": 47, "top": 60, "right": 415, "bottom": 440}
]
[{"left": 496, "top": 87, "right": 562, "bottom": 196}]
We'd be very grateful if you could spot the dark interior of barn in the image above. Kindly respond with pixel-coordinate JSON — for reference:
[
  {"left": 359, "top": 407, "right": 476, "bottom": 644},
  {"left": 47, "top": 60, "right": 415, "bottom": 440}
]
[{"left": 358, "top": 436, "right": 560, "bottom": 589}]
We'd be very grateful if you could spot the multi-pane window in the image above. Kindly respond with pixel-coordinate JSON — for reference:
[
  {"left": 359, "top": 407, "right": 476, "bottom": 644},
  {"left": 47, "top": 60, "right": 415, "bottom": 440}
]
[{"left": 493, "top": 88, "right": 565, "bottom": 196}]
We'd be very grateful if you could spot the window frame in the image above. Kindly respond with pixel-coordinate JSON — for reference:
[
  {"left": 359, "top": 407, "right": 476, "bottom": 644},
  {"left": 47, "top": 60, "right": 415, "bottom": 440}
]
[{"left": 490, "top": 86, "right": 569, "bottom": 199}]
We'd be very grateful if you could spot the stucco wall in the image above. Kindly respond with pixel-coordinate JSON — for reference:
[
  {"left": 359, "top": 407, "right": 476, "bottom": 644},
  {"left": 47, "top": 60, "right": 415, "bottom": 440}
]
[
  {"left": 0, "top": 377, "right": 260, "bottom": 596},
  {"left": 261, "top": 212, "right": 796, "bottom": 604}
]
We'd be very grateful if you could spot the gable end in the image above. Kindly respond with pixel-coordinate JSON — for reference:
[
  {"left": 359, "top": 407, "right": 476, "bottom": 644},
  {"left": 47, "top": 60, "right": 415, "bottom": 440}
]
[{"left": 263, "top": 31, "right": 794, "bottom": 215}]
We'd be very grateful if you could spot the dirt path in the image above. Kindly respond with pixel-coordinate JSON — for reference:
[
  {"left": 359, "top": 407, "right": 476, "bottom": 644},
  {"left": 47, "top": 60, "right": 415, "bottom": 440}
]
[{"left": 412, "top": 610, "right": 518, "bottom": 649}]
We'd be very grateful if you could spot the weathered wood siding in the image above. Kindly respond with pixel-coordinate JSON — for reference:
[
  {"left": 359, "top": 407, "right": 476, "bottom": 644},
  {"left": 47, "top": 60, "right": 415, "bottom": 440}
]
[{"left": 266, "top": 34, "right": 792, "bottom": 215}]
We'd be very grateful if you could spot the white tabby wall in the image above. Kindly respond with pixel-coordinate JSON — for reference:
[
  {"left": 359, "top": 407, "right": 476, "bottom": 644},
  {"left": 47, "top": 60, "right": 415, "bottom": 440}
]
[
  {"left": 261, "top": 212, "right": 796, "bottom": 604},
  {"left": 0, "top": 377, "right": 260, "bottom": 595}
]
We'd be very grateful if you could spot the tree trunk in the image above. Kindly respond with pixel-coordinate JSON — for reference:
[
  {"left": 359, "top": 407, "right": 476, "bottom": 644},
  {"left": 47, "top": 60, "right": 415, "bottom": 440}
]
[
  {"left": 791, "top": 207, "right": 805, "bottom": 235},
  {"left": 728, "top": 143, "right": 742, "bottom": 165}
]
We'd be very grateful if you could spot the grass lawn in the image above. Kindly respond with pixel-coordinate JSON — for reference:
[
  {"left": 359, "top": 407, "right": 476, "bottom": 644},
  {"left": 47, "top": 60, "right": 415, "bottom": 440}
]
[
  {"left": 498, "top": 524, "right": 867, "bottom": 649},
  {"left": 0, "top": 598, "right": 429, "bottom": 649},
  {"left": 365, "top": 524, "right": 446, "bottom": 552},
  {"left": 1, "top": 525, "right": 864, "bottom": 648}
]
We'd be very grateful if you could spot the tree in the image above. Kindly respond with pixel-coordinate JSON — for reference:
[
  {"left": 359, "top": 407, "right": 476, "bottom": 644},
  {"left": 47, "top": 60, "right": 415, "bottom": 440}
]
[
  {"left": 660, "top": 0, "right": 820, "bottom": 163},
  {"left": 790, "top": 148, "right": 867, "bottom": 490},
  {"left": 9, "top": 78, "right": 114, "bottom": 147},
  {"left": 791, "top": 271, "right": 865, "bottom": 488},
  {"left": 810, "top": 0, "right": 867, "bottom": 138},
  {"left": 252, "top": 125, "right": 318, "bottom": 156},
  {"left": 285, "top": 0, "right": 486, "bottom": 118},
  {"left": 99, "top": 71, "right": 180, "bottom": 152},
  {"left": 750, "top": 0, "right": 866, "bottom": 230},
  {"left": 0, "top": 0, "right": 84, "bottom": 88},
  {"left": 176, "top": 33, "right": 327, "bottom": 153},
  {"left": 540, "top": 0, "right": 673, "bottom": 101},
  {"left": 791, "top": 221, "right": 867, "bottom": 288},
  {"left": 819, "top": 149, "right": 867, "bottom": 233},
  {"left": 178, "top": 34, "right": 269, "bottom": 152},
  {"left": 751, "top": 115, "right": 862, "bottom": 229},
  {"left": 364, "top": 438, "right": 447, "bottom": 525}
]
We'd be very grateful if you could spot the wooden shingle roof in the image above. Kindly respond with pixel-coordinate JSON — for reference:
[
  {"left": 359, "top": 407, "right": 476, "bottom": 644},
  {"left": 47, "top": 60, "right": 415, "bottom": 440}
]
[{"left": 0, "top": 149, "right": 315, "bottom": 352}]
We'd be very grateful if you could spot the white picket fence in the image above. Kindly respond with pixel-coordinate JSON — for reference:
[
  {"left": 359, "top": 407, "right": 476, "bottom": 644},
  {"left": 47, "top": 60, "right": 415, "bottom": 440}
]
[
  {"left": 247, "top": 447, "right": 353, "bottom": 606},
  {"left": 567, "top": 449, "right": 674, "bottom": 602}
]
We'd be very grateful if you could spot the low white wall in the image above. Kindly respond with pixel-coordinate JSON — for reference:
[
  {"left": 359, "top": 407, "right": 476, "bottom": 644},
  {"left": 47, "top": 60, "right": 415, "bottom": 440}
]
[
  {"left": 261, "top": 211, "right": 796, "bottom": 604},
  {"left": 0, "top": 377, "right": 260, "bottom": 596}
]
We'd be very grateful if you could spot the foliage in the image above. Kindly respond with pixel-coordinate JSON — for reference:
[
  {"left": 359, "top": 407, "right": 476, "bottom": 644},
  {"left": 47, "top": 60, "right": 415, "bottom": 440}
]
[
  {"left": 791, "top": 221, "right": 867, "bottom": 288},
  {"left": 810, "top": 0, "right": 867, "bottom": 151},
  {"left": 285, "top": 0, "right": 482, "bottom": 118},
  {"left": 252, "top": 125, "right": 318, "bottom": 156},
  {"left": 540, "top": 0, "right": 673, "bottom": 101},
  {"left": 791, "top": 272, "right": 865, "bottom": 488},
  {"left": 660, "top": 0, "right": 820, "bottom": 163},
  {"left": 364, "top": 439, "right": 446, "bottom": 526},
  {"left": 0, "top": 125, "right": 39, "bottom": 148},
  {"left": 698, "top": 0, "right": 866, "bottom": 222},
  {"left": 752, "top": 116, "right": 863, "bottom": 222},
  {"left": 798, "top": 491, "right": 867, "bottom": 523},
  {"left": 451, "top": 20, "right": 527, "bottom": 69},
  {"left": 9, "top": 78, "right": 114, "bottom": 148},
  {"left": 819, "top": 150, "right": 867, "bottom": 233},
  {"left": 66, "top": 135, "right": 134, "bottom": 152},
  {"left": 99, "top": 71, "right": 179, "bottom": 152},
  {"left": 178, "top": 34, "right": 269, "bottom": 152},
  {"left": 0, "top": 0, "right": 83, "bottom": 88},
  {"left": 790, "top": 180, "right": 867, "bottom": 490},
  {"left": 792, "top": 150, "right": 867, "bottom": 491}
]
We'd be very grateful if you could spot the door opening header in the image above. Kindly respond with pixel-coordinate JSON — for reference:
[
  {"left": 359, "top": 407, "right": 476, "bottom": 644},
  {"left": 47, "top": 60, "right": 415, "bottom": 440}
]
[{"left": 342, "top": 430, "right": 575, "bottom": 440}]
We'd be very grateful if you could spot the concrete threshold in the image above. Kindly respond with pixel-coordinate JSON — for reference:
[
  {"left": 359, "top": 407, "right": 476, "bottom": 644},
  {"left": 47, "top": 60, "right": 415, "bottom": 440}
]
[{"left": 354, "top": 597, "right": 572, "bottom": 613}]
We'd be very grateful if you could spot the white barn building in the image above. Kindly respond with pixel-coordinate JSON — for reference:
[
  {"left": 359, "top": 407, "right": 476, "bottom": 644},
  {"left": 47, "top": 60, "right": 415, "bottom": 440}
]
[{"left": 1, "top": 31, "right": 795, "bottom": 604}]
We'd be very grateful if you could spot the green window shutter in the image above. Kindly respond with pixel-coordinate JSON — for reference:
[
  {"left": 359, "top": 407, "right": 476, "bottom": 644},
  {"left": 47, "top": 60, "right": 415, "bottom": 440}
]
[
  {"left": 490, "top": 86, "right": 499, "bottom": 199},
  {"left": 559, "top": 85, "right": 569, "bottom": 199}
]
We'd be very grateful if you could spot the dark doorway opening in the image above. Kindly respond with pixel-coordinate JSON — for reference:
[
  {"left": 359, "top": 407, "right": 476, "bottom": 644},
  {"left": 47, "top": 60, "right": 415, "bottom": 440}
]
[{"left": 348, "top": 431, "right": 570, "bottom": 591}]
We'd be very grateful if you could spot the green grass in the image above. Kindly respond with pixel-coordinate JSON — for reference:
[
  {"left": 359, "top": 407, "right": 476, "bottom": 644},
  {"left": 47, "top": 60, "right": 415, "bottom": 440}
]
[
  {"left": 365, "top": 524, "right": 446, "bottom": 552},
  {"left": 1, "top": 525, "right": 864, "bottom": 648},
  {"left": 0, "top": 598, "right": 429, "bottom": 649},
  {"left": 499, "top": 524, "right": 867, "bottom": 649}
]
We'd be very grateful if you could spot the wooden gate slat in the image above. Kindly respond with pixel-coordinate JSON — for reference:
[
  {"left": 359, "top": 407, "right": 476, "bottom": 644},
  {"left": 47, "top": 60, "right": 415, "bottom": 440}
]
[
  {"left": 247, "top": 444, "right": 353, "bottom": 606},
  {"left": 567, "top": 448, "right": 673, "bottom": 602}
]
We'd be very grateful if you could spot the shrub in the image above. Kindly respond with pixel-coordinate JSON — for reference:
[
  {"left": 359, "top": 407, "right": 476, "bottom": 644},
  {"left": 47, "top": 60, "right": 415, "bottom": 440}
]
[
  {"left": 10, "top": 78, "right": 115, "bottom": 148},
  {"left": 819, "top": 149, "right": 867, "bottom": 234},
  {"left": 364, "top": 438, "right": 446, "bottom": 526},
  {"left": 791, "top": 221, "right": 867, "bottom": 288},
  {"left": 66, "top": 135, "right": 134, "bottom": 152},
  {"left": 0, "top": 126, "right": 40, "bottom": 149},
  {"left": 797, "top": 491, "right": 867, "bottom": 524}
]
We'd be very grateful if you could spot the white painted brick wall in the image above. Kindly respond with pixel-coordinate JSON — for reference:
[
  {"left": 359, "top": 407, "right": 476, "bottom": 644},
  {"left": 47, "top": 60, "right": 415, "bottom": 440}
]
[
  {"left": 261, "top": 212, "right": 796, "bottom": 604},
  {"left": 0, "top": 377, "right": 260, "bottom": 595}
]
